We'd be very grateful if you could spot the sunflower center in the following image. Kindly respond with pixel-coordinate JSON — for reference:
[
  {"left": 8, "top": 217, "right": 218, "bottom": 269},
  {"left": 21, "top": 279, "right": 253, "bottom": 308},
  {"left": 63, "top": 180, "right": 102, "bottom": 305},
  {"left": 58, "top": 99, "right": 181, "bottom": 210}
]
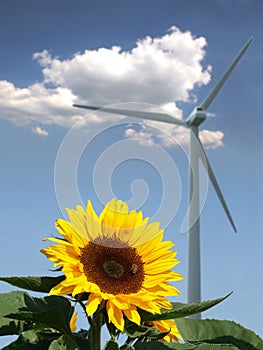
[
  {"left": 80, "top": 237, "right": 144, "bottom": 295},
  {"left": 103, "top": 260, "right": 124, "bottom": 278}
]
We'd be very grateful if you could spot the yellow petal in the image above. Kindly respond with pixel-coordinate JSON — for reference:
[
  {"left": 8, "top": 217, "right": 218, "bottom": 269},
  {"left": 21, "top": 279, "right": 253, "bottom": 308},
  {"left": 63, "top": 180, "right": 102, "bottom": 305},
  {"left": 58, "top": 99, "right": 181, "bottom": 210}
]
[
  {"left": 86, "top": 200, "right": 102, "bottom": 240},
  {"left": 112, "top": 296, "right": 130, "bottom": 310},
  {"left": 41, "top": 244, "right": 79, "bottom": 263},
  {"left": 66, "top": 208, "right": 89, "bottom": 241},
  {"left": 123, "top": 307, "right": 141, "bottom": 326},
  {"left": 86, "top": 294, "right": 102, "bottom": 316},
  {"left": 55, "top": 219, "right": 87, "bottom": 251},
  {"left": 145, "top": 259, "right": 179, "bottom": 274},
  {"left": 70, "top": 312, "right": 78, "bottom": 333},
  {"left": 100, "top": 199, "right": 128, "bottom": 238},
  {"left": 106, "top": 299, "right": 125, "bottom": 331},
  {"left": 135, "top": 232, "right": 163, "bottom": 256},
  {"left": 151, "top": 319, "right": 182, "bottom": 342},
  {"left": 49, "top": 281, "right": 74, "bottom": 296}
]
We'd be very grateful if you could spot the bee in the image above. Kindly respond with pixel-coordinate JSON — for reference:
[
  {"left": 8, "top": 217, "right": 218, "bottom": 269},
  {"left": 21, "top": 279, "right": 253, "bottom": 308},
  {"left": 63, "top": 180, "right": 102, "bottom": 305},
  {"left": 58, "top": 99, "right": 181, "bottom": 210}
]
[{"left": 130, "top": 263, "right": 138, "bottom": 275}]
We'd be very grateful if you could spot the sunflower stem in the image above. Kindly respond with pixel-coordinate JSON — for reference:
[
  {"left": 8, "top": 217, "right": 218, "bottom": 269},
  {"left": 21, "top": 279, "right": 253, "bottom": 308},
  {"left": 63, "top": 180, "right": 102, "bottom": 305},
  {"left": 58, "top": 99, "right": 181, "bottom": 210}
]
[{"left": 91, "top": 313, "right": 102, "bottom": 350}]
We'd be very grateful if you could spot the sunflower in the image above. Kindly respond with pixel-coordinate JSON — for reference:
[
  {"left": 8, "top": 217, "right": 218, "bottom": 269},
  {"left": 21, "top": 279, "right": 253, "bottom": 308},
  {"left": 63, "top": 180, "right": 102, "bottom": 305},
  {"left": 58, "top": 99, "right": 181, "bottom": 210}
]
[{"left": 41, "top": 199, "right": 182, "bottom": 332}]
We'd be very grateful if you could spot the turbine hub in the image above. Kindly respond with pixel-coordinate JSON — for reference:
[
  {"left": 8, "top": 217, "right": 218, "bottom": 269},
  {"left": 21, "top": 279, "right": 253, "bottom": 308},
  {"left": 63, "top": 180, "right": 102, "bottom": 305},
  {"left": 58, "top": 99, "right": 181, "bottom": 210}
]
[{"left": 186, "top": 107, "right": 207, "bottom": 126}]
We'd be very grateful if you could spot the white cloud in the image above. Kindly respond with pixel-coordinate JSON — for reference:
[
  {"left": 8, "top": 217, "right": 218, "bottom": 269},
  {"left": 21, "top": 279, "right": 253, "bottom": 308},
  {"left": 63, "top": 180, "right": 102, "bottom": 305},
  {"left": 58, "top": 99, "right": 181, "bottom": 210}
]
[
  {"left": 199, "top": 129, "right": 224, "bottom": 149},
  {"left": 0, "top": 25, "right": 223, "bottom": 147},
  {"left": 124, "top": 113, "right": 189, "bottom": 149},
  {"left": 124, "top": 116, "right": 224, "bottom": 150},
  {"left": 0, "top": 80, "right": 81, "bottom": 128},
  {"left": 207, "top": 112, "right": 216, "bottom": 118},
  {"left": 33, "top": 49, "right": 53, "bottom": 66},
  {"left": 160, "top": 102, "right": 183, "bottom": 119},
  {"left": 32, "top": 126, "right": 49, "bottom": 137},
  {"left": 125, "top": 126, "right": 156, "bottom": 147},
  {"left": 33, "top": 26, "right": 211, "bottom": 107}
]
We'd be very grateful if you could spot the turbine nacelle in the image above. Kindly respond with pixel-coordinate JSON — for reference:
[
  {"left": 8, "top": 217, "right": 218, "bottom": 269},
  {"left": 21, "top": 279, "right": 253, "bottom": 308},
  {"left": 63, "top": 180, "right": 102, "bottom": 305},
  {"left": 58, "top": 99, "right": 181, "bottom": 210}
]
[{"left": 186, "top": 107, "right": 207, "bottom": 127}]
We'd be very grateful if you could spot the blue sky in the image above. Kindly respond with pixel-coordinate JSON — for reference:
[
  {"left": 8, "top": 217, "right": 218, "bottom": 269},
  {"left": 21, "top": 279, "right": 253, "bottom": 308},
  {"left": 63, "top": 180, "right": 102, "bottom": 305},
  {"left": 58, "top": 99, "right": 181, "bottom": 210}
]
[{"left": 0, "top": 0, "right": 263, "bottom": 345}]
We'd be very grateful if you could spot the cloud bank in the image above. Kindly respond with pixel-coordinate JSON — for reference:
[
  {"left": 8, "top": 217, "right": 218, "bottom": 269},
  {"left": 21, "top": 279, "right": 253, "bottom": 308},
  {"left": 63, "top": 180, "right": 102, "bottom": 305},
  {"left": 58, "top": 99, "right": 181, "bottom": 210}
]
[{"left": 0, "top": 25, "right": 223, "bottom": 147}]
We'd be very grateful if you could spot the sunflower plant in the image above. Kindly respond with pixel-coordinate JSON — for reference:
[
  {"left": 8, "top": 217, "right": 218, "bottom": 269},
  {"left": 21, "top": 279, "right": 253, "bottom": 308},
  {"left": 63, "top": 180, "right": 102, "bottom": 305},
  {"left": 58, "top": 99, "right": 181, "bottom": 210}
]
[{"left": 0, "top": 199, "right": 262, "bottom": 350}]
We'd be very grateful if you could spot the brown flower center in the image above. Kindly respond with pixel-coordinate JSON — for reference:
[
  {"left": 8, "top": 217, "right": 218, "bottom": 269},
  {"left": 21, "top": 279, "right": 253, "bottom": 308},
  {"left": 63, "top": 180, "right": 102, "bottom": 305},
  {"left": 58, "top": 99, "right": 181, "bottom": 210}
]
[
  {"left": 103, "top": 260, "right": 125, "bottom": 278},
  {"left": 80, "top": 237, "right": 144, "bottom": 295}
]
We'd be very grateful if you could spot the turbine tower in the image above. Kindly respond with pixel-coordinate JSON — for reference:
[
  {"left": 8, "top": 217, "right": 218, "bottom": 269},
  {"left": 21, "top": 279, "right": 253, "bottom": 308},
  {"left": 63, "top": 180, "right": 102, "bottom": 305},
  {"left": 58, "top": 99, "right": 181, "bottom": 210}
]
[{"left": 73, "top": 37, "right": 253, "bottom": 317}]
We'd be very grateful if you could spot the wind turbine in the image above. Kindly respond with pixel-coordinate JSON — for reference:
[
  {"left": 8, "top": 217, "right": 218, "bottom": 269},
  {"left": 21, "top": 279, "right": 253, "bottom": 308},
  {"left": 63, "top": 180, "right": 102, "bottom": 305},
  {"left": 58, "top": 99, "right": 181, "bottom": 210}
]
[{"left": 73, "top": 37, "right": 253, "bottom": 318}]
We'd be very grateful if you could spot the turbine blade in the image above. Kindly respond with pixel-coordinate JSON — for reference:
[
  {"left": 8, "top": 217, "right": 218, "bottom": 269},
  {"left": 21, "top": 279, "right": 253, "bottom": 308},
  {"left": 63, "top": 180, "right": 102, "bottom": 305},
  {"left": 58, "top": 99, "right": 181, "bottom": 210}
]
[
  {"left": 197, "top": 136, "right": 237, "bottom": 233},
  {"left": 73, "top": 104, "right": 188, "bottom": 127},
  {"left": 200, "top": 37, "right": 253, "bottom": 111}
]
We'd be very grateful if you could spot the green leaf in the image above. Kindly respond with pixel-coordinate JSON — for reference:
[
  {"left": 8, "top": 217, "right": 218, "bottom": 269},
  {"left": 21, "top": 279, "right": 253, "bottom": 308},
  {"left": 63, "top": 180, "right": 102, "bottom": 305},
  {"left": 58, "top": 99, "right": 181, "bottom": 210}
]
[
  {"left": 71, "top": 334, "right": 91, "bottom": 350},
  {"left": 49, "top": 335, "right": 79, "bottom": 350},
  {"left": 5, "top": 294, "right": 74, "bottom": 335},
  {"left": 2, "top": 328, "right": 54, "bottom": 350},
  {"left": 3, "top": 339, "right": 51, "bottom": 350},
  {"left": 139, "top": 293, "right": 231, "bottom": 322},
  {"left": 0, "top": 291, "right": 33, "bottom": 336},
  {"left": 194, "top": 346, "right": 238, "bottom": 349},
  {"left": 0, "top": 276, "right": 65, "bottom": 293},
  {"left": 134, "top": 343, "right": 196, "bottom": 349},
  {"left": 120, "top": 345, "right": 135, "bottom": 350},
  {"left": 168, "top": 345, "right": 237, "bottom": 349},
  {"left": 103, "top": 339, "right": 120, "bottom": 350},
  {"left": 124, "top": 321, "right": 169, "bottom": 340},
  {"left": 0, "top": 292, "right": 74, "bottom": 348},
  {"left": 134, "top": 342, "right": 238, "bottom": 349},
  {"left": 176, "top": 318, "right": 263, "bottom": 350}
]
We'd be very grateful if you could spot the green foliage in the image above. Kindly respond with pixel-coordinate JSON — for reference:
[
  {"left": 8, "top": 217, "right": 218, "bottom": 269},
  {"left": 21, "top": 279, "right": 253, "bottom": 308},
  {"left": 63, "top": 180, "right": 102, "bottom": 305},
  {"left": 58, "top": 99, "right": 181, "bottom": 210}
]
[
  {"left": 0, "top": 291, "right": 33, "bottom": 336},
  {"left": 0, "top": 275, "right": 65, "bottom": 293},
  {"left": 124, "top": 321, "right": 169, "bottom": 340},
  {"left": 176, "top": 318, "right": 263, "bottom": 350},
  {"left": 4, "top": 292, "right": 73, "bottom": 335},
  {"left": 139, "top": 293, "right": 231, "bottom": 322},
  {"left": 49, "top": 335, "right": 79, "bottom": 350},
  {"left": 134, "top": 342, "right": 238, "bottom": 349},
  {"left": 133, "top": 318, "right": 263, "bottom": 349},
  {"left": 0, "top": 288, "right": 262, "bottom": 350},
  {"left": 0, "top": 291, "right": 79, "bottom": 349},
  {"left": 2, "top": 328, "right": 54, "bottom": 349},
  {"left": 120, "top": 345, "right": 135, "bottom": 350},
  {"left": 103, "top": 340, "right": 120, "bottom": 350},
  {"left": 72, "top": 332, "right": 91, "bottom": 350}
]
